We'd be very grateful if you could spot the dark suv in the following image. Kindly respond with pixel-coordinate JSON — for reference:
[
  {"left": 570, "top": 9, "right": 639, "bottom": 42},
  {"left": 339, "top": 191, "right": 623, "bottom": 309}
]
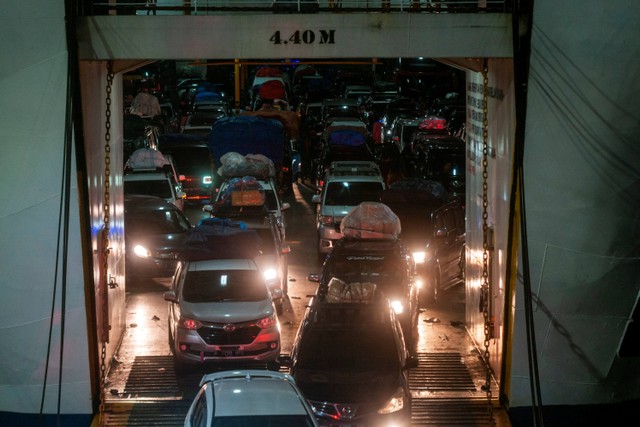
[
  {"left": 124, "top": 194, "right": 192, "bottom": 279},
  {"left": 380, "top": 180, "right": 466, "bottom": 304},
  {"left": 157, "top": 134, "right": 213, "bottom": 204},
  {"left": 280, "top": 291, "right": 417, "bottom": 426},
  {"left": 310, "top": 237, "right": 420, "bottom": 352}
]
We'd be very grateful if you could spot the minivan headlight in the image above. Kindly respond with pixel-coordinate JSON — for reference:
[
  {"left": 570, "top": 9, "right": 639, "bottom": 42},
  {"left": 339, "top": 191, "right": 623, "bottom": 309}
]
[
  {"left": 390, "top": 299, "right": 405, "bottom": 315},
  {"left": 133, "top": 244, "right": 151, "bottom": 258},
  {"left": 378, "top": 386, "right": 407, "bottom": 414},
  {"left": 319, "top": 215, "right": 335, "bottom": 225},
  {"left": 263, "top": 268, "right": 278, "bottom": 281},
  {"left": 256, "top": 315, "right": 277, "bottom": 329}
]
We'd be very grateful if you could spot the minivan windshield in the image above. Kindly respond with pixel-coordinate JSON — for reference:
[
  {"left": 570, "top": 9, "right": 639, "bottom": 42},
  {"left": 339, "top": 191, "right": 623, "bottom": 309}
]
[
  {"left": 323, "top": 182, "right": 383, "bottom": 206},
  {"left": 182, "top": 270, "right": 268, "bottom": 303},
  {"left": 296, "top": 325, "right": 399, "bottom": 371}
]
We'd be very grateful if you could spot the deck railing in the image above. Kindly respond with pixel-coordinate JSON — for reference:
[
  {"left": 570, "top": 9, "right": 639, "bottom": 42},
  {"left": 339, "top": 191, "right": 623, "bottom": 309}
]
[{"left": 84, "top": 0, "right": 510, "bottom": 15}]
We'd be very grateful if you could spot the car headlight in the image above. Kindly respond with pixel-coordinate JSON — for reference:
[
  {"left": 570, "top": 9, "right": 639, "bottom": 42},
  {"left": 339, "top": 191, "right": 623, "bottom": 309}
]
[
  {"left": 378, "top": 386, "right": 407, "bottom": 414},
  {"left": 256, "top": 314, "right": 277, "bottom": 329},
  {"left": 390, "top": 299, "right": 404, "bottom": 315},
  {"left": 178, "top": 316, "right": 202, "bottom": 330},
  {"left": 319, "top": 215, "right": 335, "bottom": 225},
  {"left": 133, "top": 244, "right": 151, "bottom": 258},
  {"left": 263, "top": 268, "right": 278, "bottom": 281},
  {"left": 412, "top": 251, "right": 426, "bottom": 264}
]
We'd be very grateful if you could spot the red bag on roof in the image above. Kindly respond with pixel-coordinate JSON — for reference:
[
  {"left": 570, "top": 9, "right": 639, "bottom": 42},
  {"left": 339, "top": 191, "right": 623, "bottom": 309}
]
[
  {"left": 255, "top": 66, "right": 283, "bottom": 77},
  {"left": 258, "top": 80, "right": 286, "bottom": 100}
]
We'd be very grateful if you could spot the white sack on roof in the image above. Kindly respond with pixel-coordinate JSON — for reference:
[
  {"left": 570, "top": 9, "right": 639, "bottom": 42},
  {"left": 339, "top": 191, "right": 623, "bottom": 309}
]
[
  {"left": 125, "top": 148, "right": 168, "bottom": 169},
  {"left": 130, "top": 91, "right": 161, "bottom": 117}
]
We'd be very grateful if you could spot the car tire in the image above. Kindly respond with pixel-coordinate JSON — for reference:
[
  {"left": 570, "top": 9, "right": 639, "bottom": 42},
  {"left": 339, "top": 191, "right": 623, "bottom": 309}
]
[
  {"left": 282, "top": 264, "right": 289, "bottom": 296},
  {"left": 425, "top": 266, "right": 440, "bottom": 305},
  {"left": 173, "top": 356, "right": 188, "bottom": 375},
  {"left": 266, "top": 360, "right": 280, "bottom": 371}
]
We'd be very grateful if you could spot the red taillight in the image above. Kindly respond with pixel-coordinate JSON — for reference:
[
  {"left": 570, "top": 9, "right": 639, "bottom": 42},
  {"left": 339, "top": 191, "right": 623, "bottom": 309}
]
[{"left": 419, "top": 116, "right": 447, "bottom": 130}]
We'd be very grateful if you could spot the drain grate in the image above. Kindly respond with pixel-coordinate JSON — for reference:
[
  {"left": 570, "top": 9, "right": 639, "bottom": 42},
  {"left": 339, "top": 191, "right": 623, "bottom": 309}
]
[
  {"left": 412, "top": 398, "right": 497, "bottom": 426},
  {"left": 122, "top": 356, "right": 181, "bottom": 398},
  {"left": 410, "top": 352, "right": 476, "bottom": 392}
]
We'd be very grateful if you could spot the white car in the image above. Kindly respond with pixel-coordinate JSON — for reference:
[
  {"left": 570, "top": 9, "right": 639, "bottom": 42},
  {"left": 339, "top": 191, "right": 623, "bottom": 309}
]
[
  {"left": 205, "top": 176, "right": 290, "bottom": 239},
  {"left": 124, "top": 171, "right": 186, "bottom": 212},
  {"left": 184, "top": 370, "right": 319, "bottom": 427},
  {"left": 311, "top": 161, "right": 386, "bottom": 261},
  {"left": 164, "top": 257, "right": 281, "bottom": 372}
]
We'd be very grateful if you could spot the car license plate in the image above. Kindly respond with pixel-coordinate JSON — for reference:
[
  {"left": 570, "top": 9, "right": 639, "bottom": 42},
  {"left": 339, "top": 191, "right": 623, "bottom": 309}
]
[{"left": 221, "top": 347, "right": 243, "bottom": 357}]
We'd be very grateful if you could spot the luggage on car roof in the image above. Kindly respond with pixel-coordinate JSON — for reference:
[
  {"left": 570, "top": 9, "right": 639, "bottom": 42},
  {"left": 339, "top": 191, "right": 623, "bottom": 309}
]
[
  {"left": 180, "top": 218, "right": 262, "bottom": 261},
  {"left": 340, "top": 201, "right": 401, "bottom": 240},
  {"left": 125, "top": 147, "right": 169, "bottom": 170}
]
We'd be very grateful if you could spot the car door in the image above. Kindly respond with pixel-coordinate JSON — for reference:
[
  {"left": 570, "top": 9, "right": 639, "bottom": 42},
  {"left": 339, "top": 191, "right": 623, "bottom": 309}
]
[{"left": 433, "top": 202, "right": 465, "bottom": 288}]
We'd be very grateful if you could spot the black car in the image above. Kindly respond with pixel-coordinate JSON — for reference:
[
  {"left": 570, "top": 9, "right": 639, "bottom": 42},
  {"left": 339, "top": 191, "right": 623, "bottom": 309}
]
[
  {"left": 380, "top": 180, "right": 466, "bottom": 304},
  {"left": 309, "top": 237, "right": 420, "bottom": 352},
  {"left": 124, "top": 194, "right": 192, "bottom": 279},
  {"left": 203, "top": 207, "right": 291, "bottom": 314},
  {"left": 409, "top": 133, "right": 466, "bottom": 198},
  {"left": 157, "top": 134, "right": 214, "bottom": 204},
  {"left": 280, "top": 290, "right": 417, "bottom": 426}
]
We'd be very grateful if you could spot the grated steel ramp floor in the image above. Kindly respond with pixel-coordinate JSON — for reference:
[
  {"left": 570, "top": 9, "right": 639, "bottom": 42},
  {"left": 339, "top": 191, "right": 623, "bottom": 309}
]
[{"left": 410, "top": 352, "right": 476, "bottom": 392}]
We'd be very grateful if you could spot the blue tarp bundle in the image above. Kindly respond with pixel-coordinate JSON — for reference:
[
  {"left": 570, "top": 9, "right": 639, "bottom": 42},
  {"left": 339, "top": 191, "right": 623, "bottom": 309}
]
[
  {"left": 209, "top": 116, "right": 285, "bottom": 167},
  {"left": 328, "top": 129, "right": 367, "bottom": 146},
  {"left": 195, "top": 91, "right": 223, "bottom": 102},
  {"left": 180, "top": 218, "right": 262, "bottom": 261}
]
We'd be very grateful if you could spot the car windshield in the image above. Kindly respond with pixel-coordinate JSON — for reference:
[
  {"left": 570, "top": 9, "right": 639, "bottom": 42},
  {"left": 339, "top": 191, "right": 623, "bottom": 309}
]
[
  {"left": 160, "top": 146, "right": 210, "bottom": 176},
  {"left": 125, "top": 179, "right": 173, "bottom": 199},
  {"left": 187, "top": 111, "right": 225, "bottom": 127},
  {"left": 254, "top": 227, "right": 276, "bottom": 255},
  {"left": 323, "top": 181, "right": 383, "bottom": 206},
  {"left": 211, "top": 415, "right": 316, "bottom": 427},
  {"left": 297, "top": 324, "right": 399, "bottom": 371},
  {"left": 182, "top": 269, "right": 269, "bottom": 303},
  {"left": 325, "top": 254, "right": 406, "bottom": 287},
  {"left": 126, "top": 210, "right": 190, "bottom": 235}
]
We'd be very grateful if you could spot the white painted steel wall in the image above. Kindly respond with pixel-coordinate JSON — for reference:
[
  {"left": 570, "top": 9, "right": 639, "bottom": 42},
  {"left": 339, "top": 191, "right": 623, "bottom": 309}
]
[{"left": 0, "top": 0, "right": 94, "bottom": 418}]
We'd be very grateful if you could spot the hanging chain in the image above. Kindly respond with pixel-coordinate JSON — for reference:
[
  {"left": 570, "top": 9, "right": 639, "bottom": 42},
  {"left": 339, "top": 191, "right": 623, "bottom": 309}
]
[
  {"left": 481, "top": 59, "right": 495, "bottom": 424},
  {"left": 98, "top": 60, "right": 114, "bottom": 423}
]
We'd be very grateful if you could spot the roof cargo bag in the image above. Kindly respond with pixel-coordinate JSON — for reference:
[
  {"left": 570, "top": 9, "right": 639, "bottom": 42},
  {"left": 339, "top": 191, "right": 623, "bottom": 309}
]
[
  {"left": 258, "top": 80, "right": 286, "bottom": 101},
  {"left": 180, "top": 218, "right": 262, "bottom": 261},
  {"left": 209, "top": 116, "right": 285, "bottom": 168},
  {"left": 125, "top": 148, "right": 169, "bottom": 170},
  {"left": 328, "top": 130, "right": 367, "bottom": 147},
  {"left": 255, "top": 66, "right": 283, "bottom": 77},
  {"left": 340, "top": 201, "right": 402, "bottom": 240},
  {"left": 216, "top": 176, "right": 267, "bottom": 208},
  {"left": 217, "top": 152, "right": 276, "bottom": 179},
  {"left": 325, "top": 278, "right": 377, "bottom": 303}
]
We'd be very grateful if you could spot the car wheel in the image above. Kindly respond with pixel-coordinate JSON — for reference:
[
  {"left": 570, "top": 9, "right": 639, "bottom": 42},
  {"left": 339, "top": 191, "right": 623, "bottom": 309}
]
[
  {"left": 425, "top": 267, "right": 440, "bottom": 305},
  {"left": 282, "top": 264, "right": 289, "bottom": 296},
  {"left": 173, "top": 356, "right": 188, "bottom": 375}
]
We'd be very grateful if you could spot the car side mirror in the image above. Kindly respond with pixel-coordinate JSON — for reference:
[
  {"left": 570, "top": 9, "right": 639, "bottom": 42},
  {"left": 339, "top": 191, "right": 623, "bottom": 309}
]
[
  {"left": 278, "top": 354, "right": 293, "bottom": 368},
  {"left": 406, "top": 354, "right": 419, "bottom": 369},
  {"left": 202, "top": 204, "right": 213, "bottom": 213},
  {"left": 281, "top": 202, "right": 291, "bottom": 211},
  {"left": 435, "top": 228, "right": 447, "bottom": 238},
  {"left": 311, "top": 194, "right": 321, "bottom": 204},
  {"left": 163, "top": 291, "right": 177, "bottom": 302}
]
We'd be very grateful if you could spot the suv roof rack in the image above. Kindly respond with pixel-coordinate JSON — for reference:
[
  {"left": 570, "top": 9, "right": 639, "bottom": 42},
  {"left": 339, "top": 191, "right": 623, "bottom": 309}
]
[{"left": 328, "top": 161, "right": 380, "bottom": 176}]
